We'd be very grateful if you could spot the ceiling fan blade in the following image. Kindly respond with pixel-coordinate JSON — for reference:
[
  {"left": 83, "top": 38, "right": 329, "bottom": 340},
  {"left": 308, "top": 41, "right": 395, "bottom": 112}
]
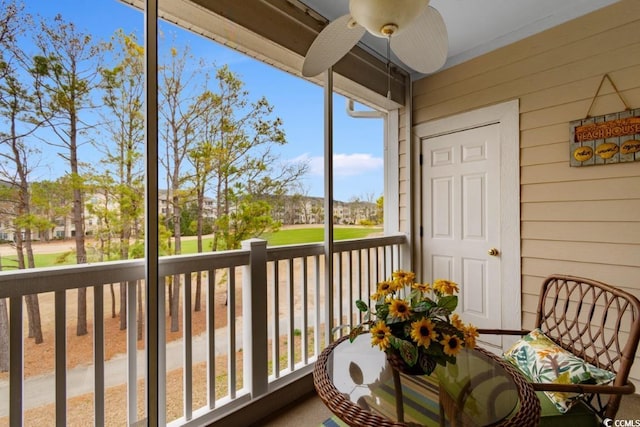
[
  {"left": 390, "top": 6, "right": 448, "bottom": 74},
  {"left": 302, "top": 14, "right": 366, "bottom": 77}
]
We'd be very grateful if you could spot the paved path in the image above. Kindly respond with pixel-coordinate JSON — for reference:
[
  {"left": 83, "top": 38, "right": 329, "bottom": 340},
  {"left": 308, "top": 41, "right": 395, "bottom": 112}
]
[
  {"left": 0, "top": 235, "right": 209, "bottom": 257},
  {"left": 0, "top": 324, "right": 243, "bottom": 417}
]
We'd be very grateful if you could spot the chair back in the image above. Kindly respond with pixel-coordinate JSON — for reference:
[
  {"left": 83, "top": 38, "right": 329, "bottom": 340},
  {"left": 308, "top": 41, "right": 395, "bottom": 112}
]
[{"left": 535, "top": 274, "right": 640, "bottom": 419}]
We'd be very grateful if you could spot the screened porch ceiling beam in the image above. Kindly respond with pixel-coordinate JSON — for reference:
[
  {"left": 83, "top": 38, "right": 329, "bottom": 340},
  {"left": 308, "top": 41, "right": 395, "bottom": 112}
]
[
  {"left": 125, "top": 0, "right": 408, "bottom": 107},
  {"left": 193, "top": 0, "right": 406, "bottom": 105}
]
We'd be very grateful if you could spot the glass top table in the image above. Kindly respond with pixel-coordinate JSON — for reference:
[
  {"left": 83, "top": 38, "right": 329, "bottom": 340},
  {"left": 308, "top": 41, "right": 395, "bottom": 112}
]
[{"left": 313, "top": 334, "right": 540, "bottom": 427}]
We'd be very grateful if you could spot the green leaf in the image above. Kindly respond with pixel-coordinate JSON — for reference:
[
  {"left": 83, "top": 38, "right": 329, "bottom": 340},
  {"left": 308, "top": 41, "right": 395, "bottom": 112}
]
[
  {"left": 389, "top": 335, "right": 403, "bottom": 350},
  {"left": 437, "top": 295, "right": 458, "bottom": 312},
  {"left": 428, "top": 306, "right": 450, "bottom": 317},
  {"left": 386, "top": 315, "right": 404, "bottom": 324},
  {"left": 376, "top": 304, "right": 389, "bottom": 320},
  {"left": 398, "top": 340, "right": 418, "bottom": 366},
  {"left": 355, "top": 299, "right": 369, "bottom": 312},
  {"left": 418, "top": 353, "right": 437, "bottom": 375},
  {"left": 349, "top": 325, "right": 363, "bottom": 342},
  {"left": 402, "top": 322, "right": 413, "bottom": 338},
  {"left": 424, "top": 341, "right": 446, "bottom": 357},
  {"left": 434, "top": 319, "right": 461, "bottom": 336},
  {"left": 413, "top": 300, "right": 434, "bottom": 313}
]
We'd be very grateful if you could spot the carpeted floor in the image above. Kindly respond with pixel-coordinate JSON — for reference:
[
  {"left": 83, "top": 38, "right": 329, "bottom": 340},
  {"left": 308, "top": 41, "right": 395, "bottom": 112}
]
[
  {"left": 617, "top": 393, "right": 640, "bottom": 421},
  {"left": 259, "top": 392, "right": 331, "bottom": 427},
  {"left": 259, "top": 391, "right": 640, "bottom": 427}
]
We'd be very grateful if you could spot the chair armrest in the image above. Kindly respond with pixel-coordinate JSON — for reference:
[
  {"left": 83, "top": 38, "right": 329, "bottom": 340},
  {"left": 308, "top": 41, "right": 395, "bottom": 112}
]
[
  {"left": 476, "top": 328, "right": 530, "bottom": 336},
  {"left": 531, "top": 381, "right": 636, "bottom": 395}
]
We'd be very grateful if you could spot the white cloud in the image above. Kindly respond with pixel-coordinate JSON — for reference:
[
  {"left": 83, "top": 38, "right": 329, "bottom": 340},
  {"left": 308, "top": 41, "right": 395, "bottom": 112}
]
[
  {"left": 292, "top": 153, "right": 383, "bottom": 177},
  {"left": 334, "top": 153, "right": 384, "bottom": 176}
]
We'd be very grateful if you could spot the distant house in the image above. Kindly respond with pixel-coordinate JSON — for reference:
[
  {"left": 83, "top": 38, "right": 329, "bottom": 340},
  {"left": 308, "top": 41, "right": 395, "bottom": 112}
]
[
  {"left": 158, "top": 189, "right": 217, "bottom": 220},
  {"left": 1, "top": 186, "right": 376, "bottom": 243},
  {"left": 46, "top": 189, "right": 218, "bottom": 240},
  {"left": 272, "top": 195, "right": 378, "bottom": 225}
]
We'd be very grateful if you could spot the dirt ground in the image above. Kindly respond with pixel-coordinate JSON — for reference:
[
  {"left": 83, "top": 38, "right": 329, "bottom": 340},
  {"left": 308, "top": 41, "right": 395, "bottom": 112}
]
[
  {"left": 0, "top": 237, "right": 320, "bottom": 426},
  {"left": 0, "top": 261, "right": 233, "bottom": 380},
  {"left": 0, "top": 282, "right": 235, "bottom": 426}
]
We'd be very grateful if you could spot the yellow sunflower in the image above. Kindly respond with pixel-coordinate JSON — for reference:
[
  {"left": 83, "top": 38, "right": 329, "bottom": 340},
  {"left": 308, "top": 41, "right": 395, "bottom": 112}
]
[
  {"left": 451, "top": 313, "right": 464, "bottom": 329},
  {"left": 380, "top": 280, "right": 395, "bottom": 292},
  {"left": 411, "top": 282, "right": 431, "bottom": 293},
  {"left": 440, "top": 334, "right": 464, "bottom": 356},
  {"left": 410, "top": 318, "right": 437, "bottom": 348},
  {"left": 389, "top": 299, "right": 412, "bottom": 321},
  {"left": 370, "top": 321, "right": 391, "bottom": 350},
  {"left": 433, "top": 279, "right": 459, "bottom": 295},
  {"left": 463, "top": 324, "right": 479, "bottom": 349},
  {"left": 392, "top": 270, "right": 416, "bottom": 286},
  {"left": 372, "top": 280, "right": 394, "bottom": 300}
]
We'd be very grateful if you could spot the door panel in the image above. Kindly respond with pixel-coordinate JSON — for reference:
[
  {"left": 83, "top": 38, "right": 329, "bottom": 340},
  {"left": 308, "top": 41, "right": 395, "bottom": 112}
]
[
  {"left": 432, "top": 177, "right": 452, "bottom": 238},
  {"left": 421, "top": 124, "right": 501, "bottom": 347}
]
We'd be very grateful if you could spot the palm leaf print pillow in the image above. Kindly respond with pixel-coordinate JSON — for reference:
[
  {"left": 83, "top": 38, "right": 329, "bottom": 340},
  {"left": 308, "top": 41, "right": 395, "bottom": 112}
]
[{"left": 503, "top": 328, "right": 615, "bottom": 413}]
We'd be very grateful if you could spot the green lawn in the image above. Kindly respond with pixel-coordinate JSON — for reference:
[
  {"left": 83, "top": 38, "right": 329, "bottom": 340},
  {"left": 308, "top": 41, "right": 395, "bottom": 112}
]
[
  {"left": 262, "top": 226, "right": 381, "bottom": 245},
  {"left": 177, "top": 227, "right": 382, "bottom": 251},
  {"left": 1, "top": 226, "right": 382, "bottom": 269},
  {"left": 1, "top": 251, "right": 74, "bottom": 270}
]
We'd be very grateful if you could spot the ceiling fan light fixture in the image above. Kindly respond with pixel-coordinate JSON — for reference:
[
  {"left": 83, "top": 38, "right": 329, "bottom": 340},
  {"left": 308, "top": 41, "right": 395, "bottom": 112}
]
[
  {"left": 380, "top": 24, "right": 398, "bottom": 36},
  {"left": 349, "top": 0, "right": 429, "bottom": 38},
  {"left": 302, "top": 0, "right": 447, "bottom": 77}
]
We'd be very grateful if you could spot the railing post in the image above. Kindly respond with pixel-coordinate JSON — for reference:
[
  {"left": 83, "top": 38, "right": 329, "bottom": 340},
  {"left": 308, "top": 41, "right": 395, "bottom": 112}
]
[
  {"left": 242, "top": 239, "right": 268, "bottom": 397},
  {"left": 395, "top": 231, "right": 411, "bottom": 273},
  {"left": 9, "top": 296, "right": 23, "bottom": 427}
]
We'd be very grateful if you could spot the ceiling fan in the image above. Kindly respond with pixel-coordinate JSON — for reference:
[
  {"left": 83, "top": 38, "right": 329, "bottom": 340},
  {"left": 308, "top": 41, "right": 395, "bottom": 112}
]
[{"left": 301, "top": 0, "right": 448, "bottom": 78}]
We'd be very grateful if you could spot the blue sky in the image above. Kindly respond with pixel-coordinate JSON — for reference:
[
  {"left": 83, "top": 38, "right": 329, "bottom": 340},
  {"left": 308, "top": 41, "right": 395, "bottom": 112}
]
[{"left": 26, "top": 0, "right": 384, "bottom": 202}]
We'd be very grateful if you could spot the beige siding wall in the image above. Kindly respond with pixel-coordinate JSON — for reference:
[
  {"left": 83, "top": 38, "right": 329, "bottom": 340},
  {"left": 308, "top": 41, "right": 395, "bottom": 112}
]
[{"left": 408, "top": 0, "right": 640, "bottom": 381}]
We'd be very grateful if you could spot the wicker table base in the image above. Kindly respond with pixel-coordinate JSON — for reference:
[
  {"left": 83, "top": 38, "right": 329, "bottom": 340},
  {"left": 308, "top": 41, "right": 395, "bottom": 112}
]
[{"left": 313, "top": 334, "right": 540, "bottom": 427}]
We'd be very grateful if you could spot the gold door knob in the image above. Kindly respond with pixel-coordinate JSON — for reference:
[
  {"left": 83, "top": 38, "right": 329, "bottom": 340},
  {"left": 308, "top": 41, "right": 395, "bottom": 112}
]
[{"left": 488, "top": 248, "right": 499, "bottom": 256}]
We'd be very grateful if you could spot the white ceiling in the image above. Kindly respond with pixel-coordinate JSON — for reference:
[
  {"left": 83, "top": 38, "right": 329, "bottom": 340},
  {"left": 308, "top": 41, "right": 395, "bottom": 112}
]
[{"left": 299, "top": 0, "right": 621, "bottom": 75}]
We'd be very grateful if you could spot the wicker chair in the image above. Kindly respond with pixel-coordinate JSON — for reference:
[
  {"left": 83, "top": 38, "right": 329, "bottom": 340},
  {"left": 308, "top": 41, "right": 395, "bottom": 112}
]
[{"left": 479, "top": 274, "right": 640, "bottom": 425}]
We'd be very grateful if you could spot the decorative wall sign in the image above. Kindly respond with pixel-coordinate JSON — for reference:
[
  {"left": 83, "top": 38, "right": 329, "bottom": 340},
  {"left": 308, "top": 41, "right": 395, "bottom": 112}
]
[
  {"left": 570, "top": 109, "right": 640, "bottom": 166},
  {"left": 569, "top": 74, "right": 639, "bottom": 167}
]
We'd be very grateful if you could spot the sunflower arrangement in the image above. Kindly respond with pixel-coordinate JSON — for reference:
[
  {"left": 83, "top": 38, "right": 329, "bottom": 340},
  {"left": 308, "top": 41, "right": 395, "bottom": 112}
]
[{"left": 350, "top": 270, "right": 479, "bottom": 376}]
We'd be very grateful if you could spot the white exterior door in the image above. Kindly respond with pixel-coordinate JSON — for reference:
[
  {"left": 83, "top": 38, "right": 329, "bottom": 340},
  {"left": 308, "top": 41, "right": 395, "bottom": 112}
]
[
  {"left": 421, "top": 124, "right": 502, "bottom": 346},
  {"left": 413, "top": 100, "right": 521, "bottom": 352}
]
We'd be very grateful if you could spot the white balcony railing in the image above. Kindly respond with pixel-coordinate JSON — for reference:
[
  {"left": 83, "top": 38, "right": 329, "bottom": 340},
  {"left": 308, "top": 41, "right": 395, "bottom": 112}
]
[{"left": 0, "top": 234, "right": 407, "bottom": 426}]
